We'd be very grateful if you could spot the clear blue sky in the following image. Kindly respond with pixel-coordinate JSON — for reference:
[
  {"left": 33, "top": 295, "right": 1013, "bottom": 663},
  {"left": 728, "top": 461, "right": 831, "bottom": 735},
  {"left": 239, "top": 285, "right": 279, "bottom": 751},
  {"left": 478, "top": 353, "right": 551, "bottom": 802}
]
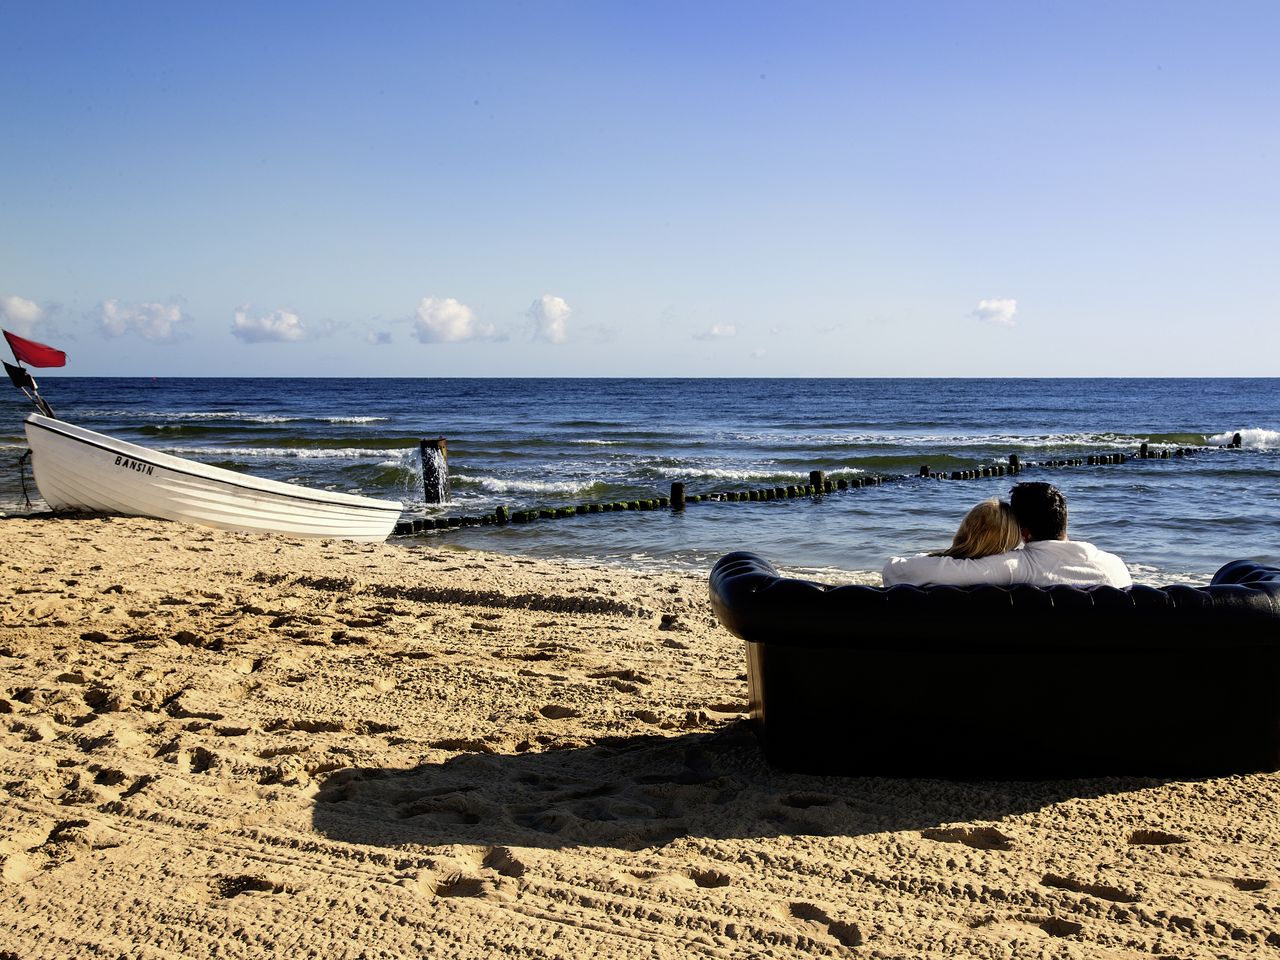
[{"left": 2, "top": 1, "right": 1276, "bottom": 376}]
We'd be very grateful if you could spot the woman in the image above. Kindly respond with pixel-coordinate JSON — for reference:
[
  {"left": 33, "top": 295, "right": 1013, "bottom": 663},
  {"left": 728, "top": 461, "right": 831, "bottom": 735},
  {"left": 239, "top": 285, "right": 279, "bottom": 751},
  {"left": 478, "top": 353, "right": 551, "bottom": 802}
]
[{"left": 929, "top": 497, "right": 1022, "bottom": 559}]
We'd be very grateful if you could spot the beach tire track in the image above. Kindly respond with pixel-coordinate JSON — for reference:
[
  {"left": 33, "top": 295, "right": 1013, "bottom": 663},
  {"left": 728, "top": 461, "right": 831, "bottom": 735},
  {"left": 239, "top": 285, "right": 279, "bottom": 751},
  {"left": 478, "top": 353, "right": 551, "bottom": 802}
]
[{"left": 496, "top": 873, "right": 857, "bottom": 958}]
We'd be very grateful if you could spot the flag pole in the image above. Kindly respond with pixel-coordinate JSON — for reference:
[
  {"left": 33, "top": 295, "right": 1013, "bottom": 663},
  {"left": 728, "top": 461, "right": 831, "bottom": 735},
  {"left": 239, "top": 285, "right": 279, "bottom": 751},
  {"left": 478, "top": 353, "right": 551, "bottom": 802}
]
[
  {"left": 3, "top": 361, "right": 55, "bottom": 418},
  {"left": 2, "top": 331, "right": 58, "bottom": 418}
]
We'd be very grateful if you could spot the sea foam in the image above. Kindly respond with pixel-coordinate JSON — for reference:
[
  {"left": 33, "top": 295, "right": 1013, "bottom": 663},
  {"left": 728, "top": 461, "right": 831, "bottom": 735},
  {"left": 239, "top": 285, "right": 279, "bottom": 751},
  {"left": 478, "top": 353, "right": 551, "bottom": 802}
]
[{"left": 1206, "top": 428, "right": 1280, "bottom": 449}]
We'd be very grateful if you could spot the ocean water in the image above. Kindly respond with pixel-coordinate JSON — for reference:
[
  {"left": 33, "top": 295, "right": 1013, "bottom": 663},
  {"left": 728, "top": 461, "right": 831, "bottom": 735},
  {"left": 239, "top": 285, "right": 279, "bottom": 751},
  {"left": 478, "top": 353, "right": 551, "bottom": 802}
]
[{"left": 2, "top": 377, "right": 1278, "bottom": 585}]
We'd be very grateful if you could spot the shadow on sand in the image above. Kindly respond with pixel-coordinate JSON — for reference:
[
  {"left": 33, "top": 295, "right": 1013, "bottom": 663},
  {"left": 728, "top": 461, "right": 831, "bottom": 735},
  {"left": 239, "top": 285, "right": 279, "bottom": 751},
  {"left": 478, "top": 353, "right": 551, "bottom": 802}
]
[{"left": 312, "top": 722, "right": 1167, "bottom": 852}]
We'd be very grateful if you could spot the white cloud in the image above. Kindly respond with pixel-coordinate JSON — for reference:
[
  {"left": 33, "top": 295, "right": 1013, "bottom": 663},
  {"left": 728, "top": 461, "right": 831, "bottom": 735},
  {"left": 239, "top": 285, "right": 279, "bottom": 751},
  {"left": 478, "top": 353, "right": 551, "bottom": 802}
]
[
  {"left": 366, "top": 330, "right": 393, "bottom": 345},
  {"left": 972, "top": 297, "right": 1017, "bottom": 327},
  {"left": 528, "top": 294, "right": 571, "bottom": 344},
  {"left": 694, "top": 323, "right": 737, "bottom": 341},
  {"left": 0, "top": 295, "right": 44, "bottom": 335},
  {"left": 232, "top": 307, "right": 307, "bottom": 343},
  {"left": 98, "top": 299, "right": 189, "bottom": 342},
  {"left": 413, "top": 297, "right": 494, "bottom": 343}
]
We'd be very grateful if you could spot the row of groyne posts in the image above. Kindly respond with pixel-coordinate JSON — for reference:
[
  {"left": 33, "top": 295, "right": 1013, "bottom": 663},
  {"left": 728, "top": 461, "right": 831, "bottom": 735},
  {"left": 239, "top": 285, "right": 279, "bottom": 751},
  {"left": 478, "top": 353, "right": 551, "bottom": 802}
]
[{"left": 393, "top": 434, "right": 1243, "bottom": 536}]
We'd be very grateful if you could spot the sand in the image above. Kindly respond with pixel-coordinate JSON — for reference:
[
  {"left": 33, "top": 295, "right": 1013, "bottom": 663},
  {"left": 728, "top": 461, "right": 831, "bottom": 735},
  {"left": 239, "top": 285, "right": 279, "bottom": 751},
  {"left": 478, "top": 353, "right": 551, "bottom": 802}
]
[{"left": 1, "top": 515, "right": 1278, "bottom": 959}]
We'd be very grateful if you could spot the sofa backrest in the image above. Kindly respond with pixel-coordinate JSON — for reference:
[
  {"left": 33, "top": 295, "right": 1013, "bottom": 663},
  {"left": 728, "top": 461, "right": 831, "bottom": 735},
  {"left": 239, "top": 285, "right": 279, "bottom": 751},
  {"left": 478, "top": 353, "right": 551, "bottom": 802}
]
[{"left": 710, "top": 552, "right": 1280, "bottom": 651}]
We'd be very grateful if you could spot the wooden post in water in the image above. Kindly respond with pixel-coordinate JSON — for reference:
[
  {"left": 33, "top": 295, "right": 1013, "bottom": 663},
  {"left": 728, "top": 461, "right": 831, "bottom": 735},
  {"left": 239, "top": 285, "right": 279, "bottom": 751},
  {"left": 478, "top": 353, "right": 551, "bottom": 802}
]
[
  {"left": 809, "top": 470, "right": 825, "bottom": 490},
  {"left": 1231, "top": 432, "right": 1243, "bottom": 448},
  {"left": 420, "top": 437, "right": 449, "bottom": 503},
  {"left": 670, "top": 482, "right": 686, "bottom": 511}
]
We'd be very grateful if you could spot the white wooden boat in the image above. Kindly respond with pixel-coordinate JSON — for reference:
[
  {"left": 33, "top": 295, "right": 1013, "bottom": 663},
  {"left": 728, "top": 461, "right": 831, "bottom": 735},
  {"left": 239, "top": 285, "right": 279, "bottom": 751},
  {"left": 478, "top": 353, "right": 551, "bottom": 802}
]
[{"left": 23, "top": 413, "right": 404, "bottom": 542}]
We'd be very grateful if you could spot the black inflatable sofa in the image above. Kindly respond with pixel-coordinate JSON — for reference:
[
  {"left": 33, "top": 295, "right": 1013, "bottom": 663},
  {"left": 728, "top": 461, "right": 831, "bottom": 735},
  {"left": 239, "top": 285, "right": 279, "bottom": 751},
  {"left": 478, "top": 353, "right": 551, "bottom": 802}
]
[{"left": 709, "top": 552, "right": 1280, "bottom": 778}]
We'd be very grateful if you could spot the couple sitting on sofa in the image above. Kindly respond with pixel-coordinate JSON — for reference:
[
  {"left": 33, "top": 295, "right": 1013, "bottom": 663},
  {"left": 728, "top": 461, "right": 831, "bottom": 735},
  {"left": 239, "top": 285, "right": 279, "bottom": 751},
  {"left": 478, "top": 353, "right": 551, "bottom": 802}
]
[{"left": 882, "top": 481, "right": 1132, "bottom": 588}]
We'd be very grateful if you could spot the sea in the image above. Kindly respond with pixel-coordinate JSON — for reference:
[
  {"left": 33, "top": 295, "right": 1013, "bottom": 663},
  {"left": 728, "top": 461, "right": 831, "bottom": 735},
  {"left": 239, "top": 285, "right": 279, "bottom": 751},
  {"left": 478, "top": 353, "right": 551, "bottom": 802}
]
[{"left": 3, "top": 378, "right": 1278, "bottom": 586}]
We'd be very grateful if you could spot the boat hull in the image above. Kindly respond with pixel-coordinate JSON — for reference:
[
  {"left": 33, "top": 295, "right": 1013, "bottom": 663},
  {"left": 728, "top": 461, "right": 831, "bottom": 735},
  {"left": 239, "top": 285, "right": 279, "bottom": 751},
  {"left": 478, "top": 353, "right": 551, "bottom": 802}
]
[{"left": 23, "top": 414, "right": 403, "bottom": 542}]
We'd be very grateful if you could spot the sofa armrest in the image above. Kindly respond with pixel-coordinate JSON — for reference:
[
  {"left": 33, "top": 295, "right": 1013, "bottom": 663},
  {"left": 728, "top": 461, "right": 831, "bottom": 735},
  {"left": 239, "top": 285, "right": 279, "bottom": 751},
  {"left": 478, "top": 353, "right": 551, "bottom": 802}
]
[
  {"left": 710, "top": 551, "right": 835, "bottom": 643},
  {"left": 1213, "top": 559, "right": 1280, "bottom": 588}
]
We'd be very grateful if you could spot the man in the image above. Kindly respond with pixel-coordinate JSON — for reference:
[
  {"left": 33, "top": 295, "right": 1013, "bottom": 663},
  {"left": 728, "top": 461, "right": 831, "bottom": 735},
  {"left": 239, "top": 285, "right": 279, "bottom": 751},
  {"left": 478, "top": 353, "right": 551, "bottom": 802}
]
[{"left": 882, "top": 481, "right": 1132, "bottom": 587}]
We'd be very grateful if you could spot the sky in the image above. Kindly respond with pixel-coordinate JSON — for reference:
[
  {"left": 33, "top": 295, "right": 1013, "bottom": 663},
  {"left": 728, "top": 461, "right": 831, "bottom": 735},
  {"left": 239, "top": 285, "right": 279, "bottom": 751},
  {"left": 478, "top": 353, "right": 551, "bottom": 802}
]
[{"left": 1, "top": 1, "right": 1276, "bottom": 377}]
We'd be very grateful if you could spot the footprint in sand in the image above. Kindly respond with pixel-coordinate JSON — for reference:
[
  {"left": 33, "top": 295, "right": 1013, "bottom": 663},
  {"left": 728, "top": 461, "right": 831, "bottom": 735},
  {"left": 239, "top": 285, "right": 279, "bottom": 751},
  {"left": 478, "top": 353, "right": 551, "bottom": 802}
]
[
  {"left": 625, "top": 868, "right": 730, "bottom": 892},
  {"left": 687, "top": 867, "right": 732, "bottom": 889},
  {"left": 415, "top": 848, "right": 525, "bottom": 898},
  {"left": 980, "top": 914, "right": 1083, "bottom": 938},
  {"left": 481, "top": 846, "right": 526, "bottom": 878},
  {"left": 919, "top": 826, "right": 1014, "bottom": 851},
  {"left": 1231, "top": 877, "right": 1269, "bottom": 892},
  {"left": 589, "top": 669, "right": 650, "bottom": 695},
  {"left": 707, "top": 702, "right": 747, "bottom": 715},
  {"left": 265, "top": 718, "right": 347, "bottom": 734},
  {"left": 395, "top": 793, "right": 483, "bottom": 825},
  {"left": 513, "top": 650, "right": 558, "bottom": 662},
  {"left": 538, "top": 704, "right": 581, "bottom": 720},
  {"left": 431, "top": 873, "right": 487, "bottom": 897},
  {"left": 29, "top": 819, "right": 121, "bottom": 870},
  {"left": 92, "top": 768, "right": 128, "bottom": 788},
  {"left": 603, "top": 678, "right": 641, "bottom": 694},
  {"left": 1128, "top": 828, "right": 1188, "bottom": 846},
  {"left": 173, "top": 630, "right": 219, "bottom": 650},
  {"left": 120, "top": 775, "right": 155, "bottom": 799},
  {"left": 780, "top": 793, "right": 838, "bottom": 810},
  {"left": 185, "top": 746, "right": 221, "bottom": 774},
  {"left": 788, "top": 901, "right": 863, "bottom": 948},
  {"left": 331, "top": 631, "right": 370, "bottom": 645},
  {"left": 512, "top": 809, "right": 576, "bottom": 835},
  {"left": 1036, "top": 917, "right": 1084, "bottom": 938},
  {"left": 83, "top": 687, "right": 126, "bottom": 713},
  {"left": 1041, "top": 873, "right": 1139, "bottom": 903},
  {"left": 213, "top": 875, "right": 287, "bottom": 899},
  {"left": 588, "top": 668, "right": 650, "bottom": 685}
]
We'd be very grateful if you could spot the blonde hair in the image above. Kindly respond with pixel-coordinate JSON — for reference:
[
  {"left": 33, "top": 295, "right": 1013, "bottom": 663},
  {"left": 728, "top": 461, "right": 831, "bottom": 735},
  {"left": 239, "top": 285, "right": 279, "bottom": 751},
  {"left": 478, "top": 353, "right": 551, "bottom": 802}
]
[{"left": 931, "top": 498, "right": 1022, "bottom": 559}]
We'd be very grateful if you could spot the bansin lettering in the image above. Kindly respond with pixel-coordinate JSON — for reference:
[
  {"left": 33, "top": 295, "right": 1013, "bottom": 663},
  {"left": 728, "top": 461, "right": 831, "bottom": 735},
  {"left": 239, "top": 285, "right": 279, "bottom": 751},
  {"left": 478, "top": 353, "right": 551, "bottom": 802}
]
[{"left": 114, "top": 455, "right": 155, "bottom": 476}]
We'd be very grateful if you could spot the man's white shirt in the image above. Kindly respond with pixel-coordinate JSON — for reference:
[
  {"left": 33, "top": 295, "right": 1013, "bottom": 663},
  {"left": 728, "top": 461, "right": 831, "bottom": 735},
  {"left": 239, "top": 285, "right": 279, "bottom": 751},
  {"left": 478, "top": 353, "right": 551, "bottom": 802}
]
[{"left": 882, "top": 539, "right": 1132, "bottom": 588}]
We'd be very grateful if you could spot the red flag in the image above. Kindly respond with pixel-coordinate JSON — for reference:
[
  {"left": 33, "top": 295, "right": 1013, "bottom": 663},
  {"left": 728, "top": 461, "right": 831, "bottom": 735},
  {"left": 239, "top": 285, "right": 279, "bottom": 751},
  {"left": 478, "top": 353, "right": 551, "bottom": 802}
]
[{"left": 4, "top": 330, "right": 66, "bottom": 368}]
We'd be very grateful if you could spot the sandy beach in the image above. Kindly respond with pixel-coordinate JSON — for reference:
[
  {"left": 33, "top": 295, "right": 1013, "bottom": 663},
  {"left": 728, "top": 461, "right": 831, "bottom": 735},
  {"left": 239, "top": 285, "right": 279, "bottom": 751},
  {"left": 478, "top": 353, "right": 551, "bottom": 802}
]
[{"left": 1, "top": 515, "right": 1278, "bottom": 958}]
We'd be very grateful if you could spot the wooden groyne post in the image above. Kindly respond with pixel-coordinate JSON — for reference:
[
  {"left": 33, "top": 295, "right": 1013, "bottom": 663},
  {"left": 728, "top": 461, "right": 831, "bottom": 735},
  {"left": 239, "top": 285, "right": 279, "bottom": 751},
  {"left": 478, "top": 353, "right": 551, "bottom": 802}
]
[
  {"left": 420, "top": 437, "right": 449, "bottom": 504},
  {"left": 670, "top": 482, "right": 686, "bottom": 511}
]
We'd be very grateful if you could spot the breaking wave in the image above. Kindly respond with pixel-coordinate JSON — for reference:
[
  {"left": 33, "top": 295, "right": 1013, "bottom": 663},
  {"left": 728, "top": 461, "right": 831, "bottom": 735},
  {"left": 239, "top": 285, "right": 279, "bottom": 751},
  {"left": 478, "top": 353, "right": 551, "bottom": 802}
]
[
  {"left": 651, "top": 466, "right": 773, "bottom": 482},
  {"left": 1206, "top": 428, "right": 1280, "bottom": 449},
  {"left": 726, "top": 431, "right": 1147, "bottom": 450},
  {"left": 465, "top": 476, "right": 595, "bottom": 496},
  {"left": 81, "top": 409, "right": 386, "bottom": 425},
  {"left": 167, "top": 446, "right": 407, "bottom": 460}
]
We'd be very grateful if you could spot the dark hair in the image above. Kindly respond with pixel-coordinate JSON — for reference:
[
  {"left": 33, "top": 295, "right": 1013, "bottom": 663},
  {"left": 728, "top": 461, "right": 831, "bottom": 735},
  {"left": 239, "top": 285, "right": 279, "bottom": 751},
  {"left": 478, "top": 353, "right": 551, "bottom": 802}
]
[{"left": 1009, "top": 482, "right": 1068, "bottom": 541}]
